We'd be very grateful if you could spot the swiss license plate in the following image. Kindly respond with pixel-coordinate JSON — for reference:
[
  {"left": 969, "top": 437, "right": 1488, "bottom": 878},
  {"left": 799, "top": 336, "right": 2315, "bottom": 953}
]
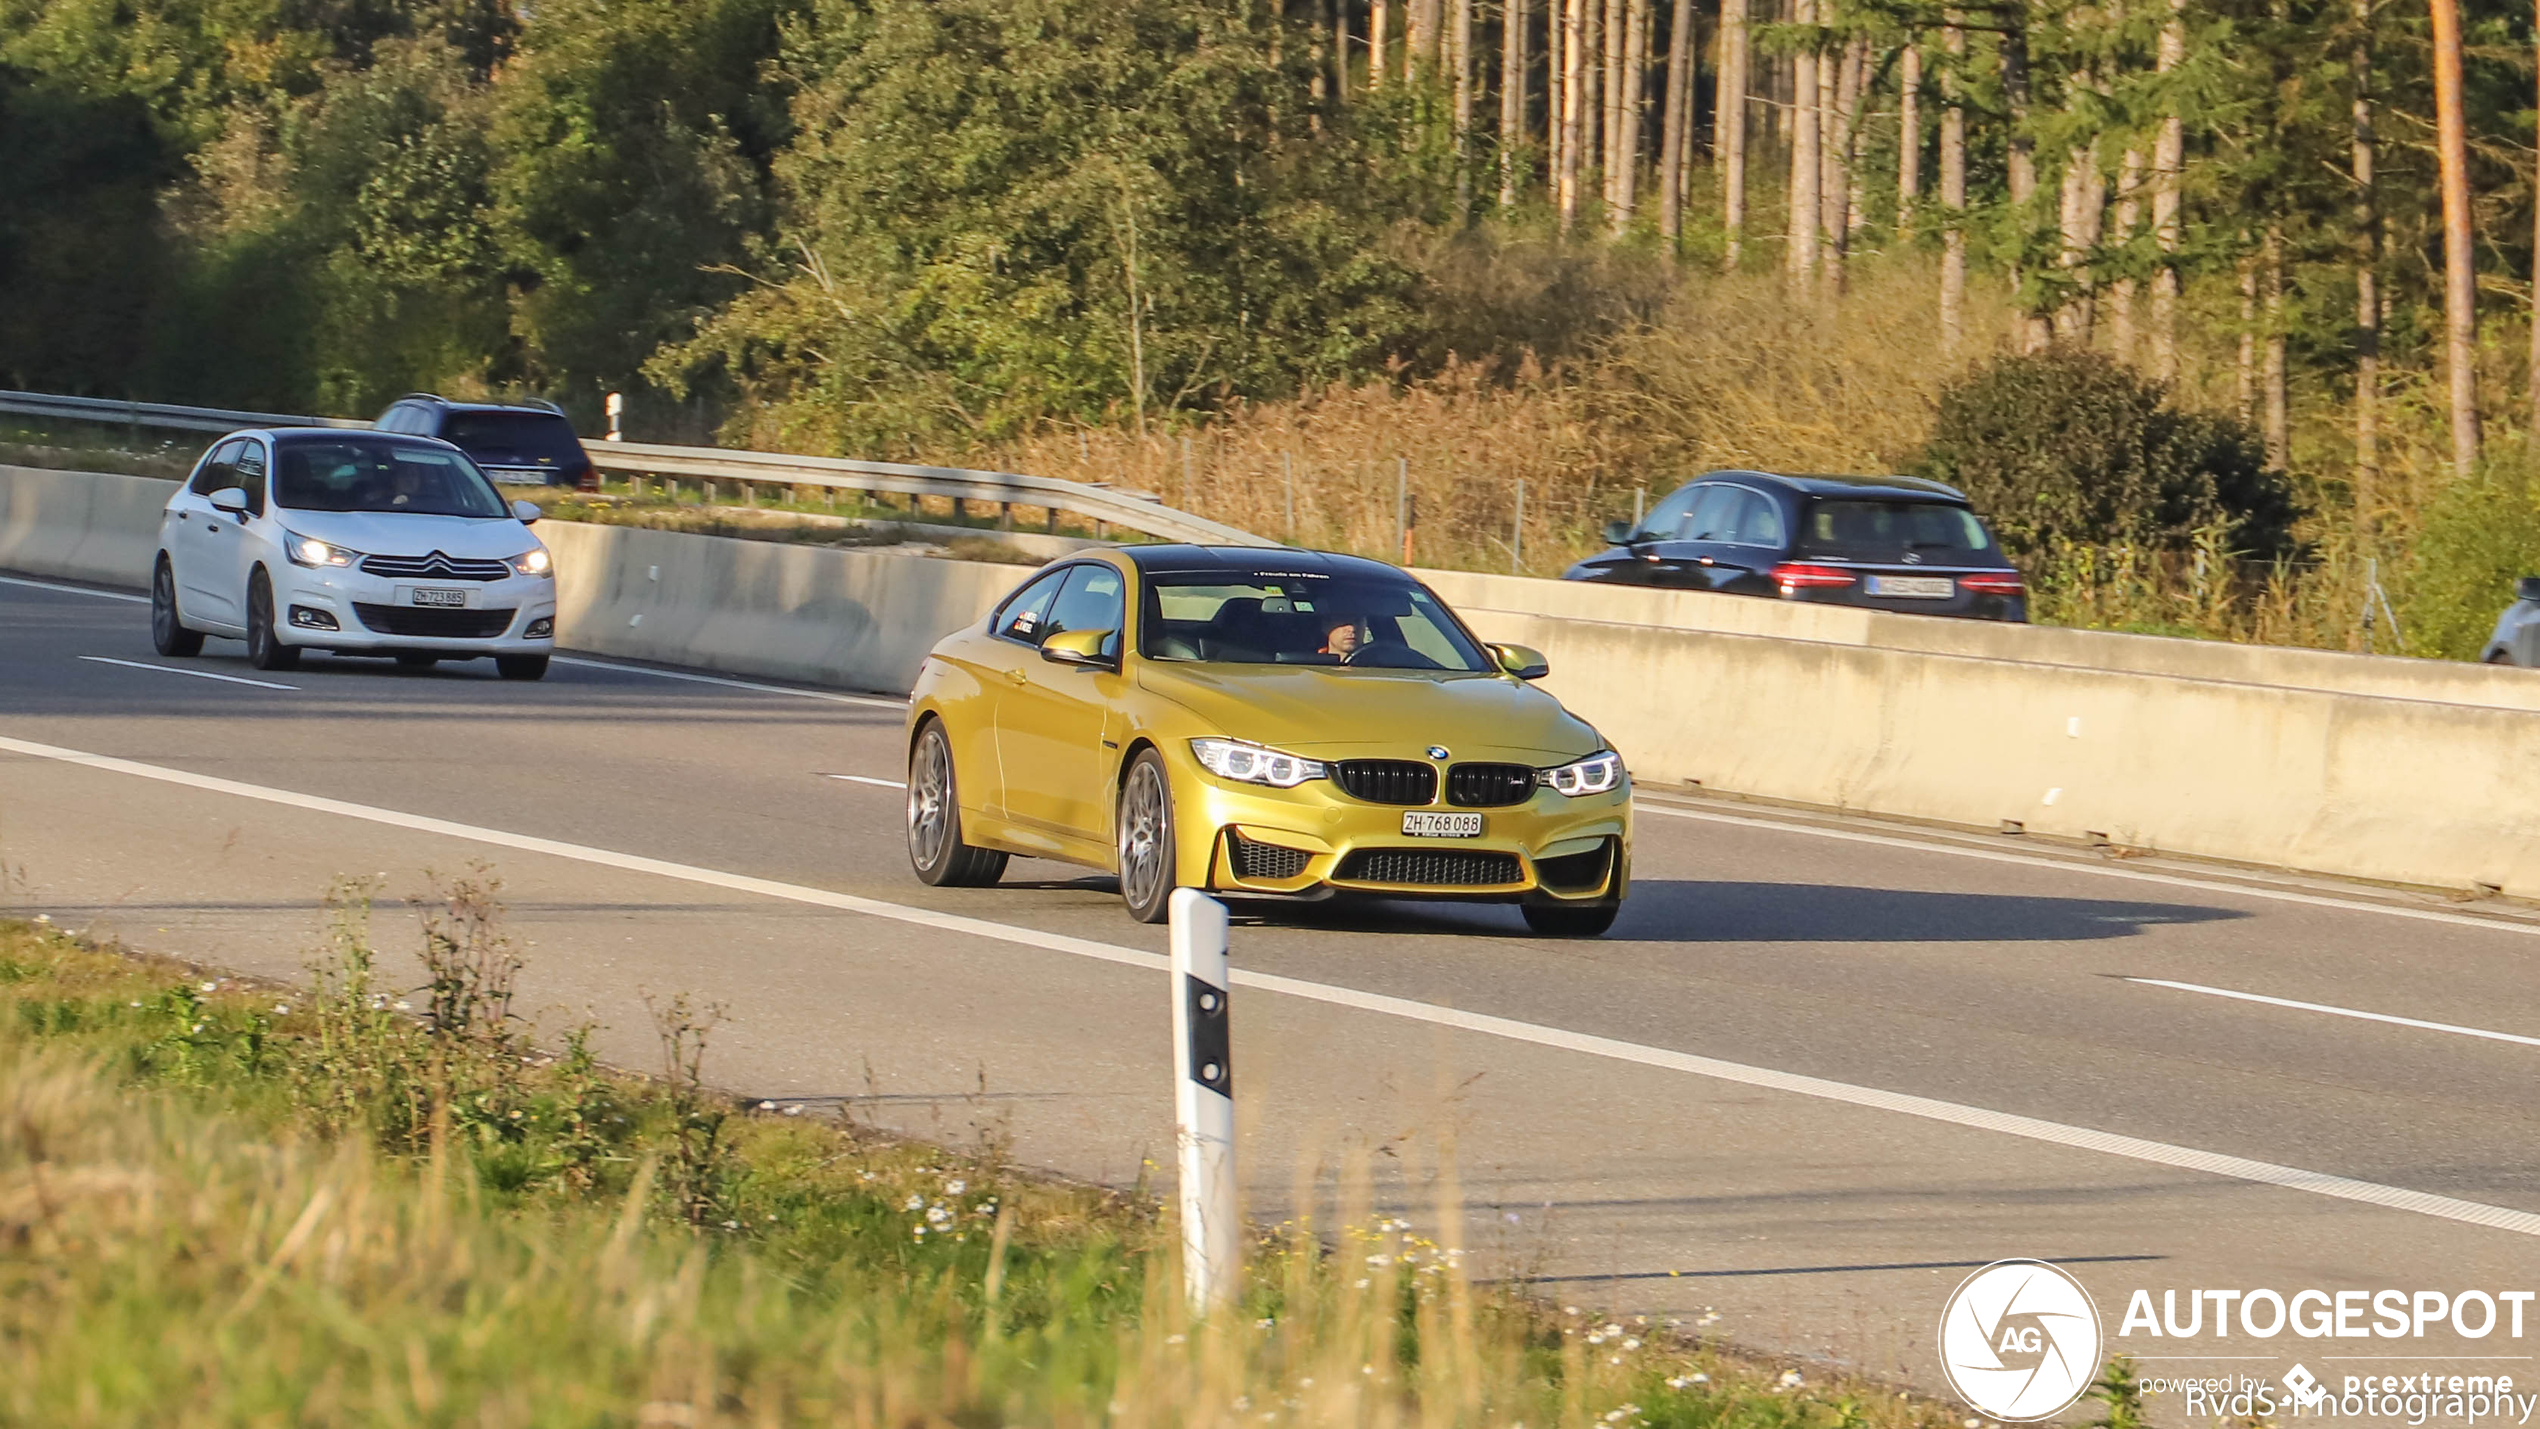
[
  {"left": 1867, "top": 575, "right": 1955, "bottom": 599},
  {"left": 409, "top": 587, "right": 468, "bottom": 608},
  {"left": 1402, "top": 811, "right": 1483, "bottom": 838}
]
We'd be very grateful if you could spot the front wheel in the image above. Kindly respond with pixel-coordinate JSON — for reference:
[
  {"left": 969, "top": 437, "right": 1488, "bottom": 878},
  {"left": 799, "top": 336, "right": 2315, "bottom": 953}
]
[
  {"left": 1522, "top": 900, "right": 1621, "bottom": 938},
  {"left": 495, "top": 654, "right": 549, "bottom": 681},
  {"left": 243, "top": 572, "right": 300, "bottom": 671},
  {"left": 1116, "top": 749, "right": 1178, "bottom": 924},
  {"left": 907, "top": 720, "right": 1007, "bottom": 887},
  {"left": 151, "top": 558, "right": 204, "bottom": 657}
]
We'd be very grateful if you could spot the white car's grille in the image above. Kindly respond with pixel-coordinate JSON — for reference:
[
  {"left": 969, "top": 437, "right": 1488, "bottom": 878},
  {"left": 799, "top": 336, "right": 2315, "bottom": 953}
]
[{"left": 360, "top": 551, "right": 512, "bottom": 582}]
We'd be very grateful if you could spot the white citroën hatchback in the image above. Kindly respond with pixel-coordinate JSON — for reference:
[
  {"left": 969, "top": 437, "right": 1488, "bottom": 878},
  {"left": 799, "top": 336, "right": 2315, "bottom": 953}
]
[{"left": 152, "top": 428, "right": 559, "bottom": 679}]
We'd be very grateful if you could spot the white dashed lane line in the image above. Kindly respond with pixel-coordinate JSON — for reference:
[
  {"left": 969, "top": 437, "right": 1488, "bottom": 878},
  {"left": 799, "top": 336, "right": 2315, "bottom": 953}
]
[
  {"left": 2124, "top": 976, "right": 2540, "bottom": 1049},
  {"left": 550, "top": 655, "right": 903, "bottom": 708},
  {"left": 824, "top": 774, "right": 908, "bottom": 789},
  {"left": 76, "top": 655, "right": 298, "bottom": 691}
]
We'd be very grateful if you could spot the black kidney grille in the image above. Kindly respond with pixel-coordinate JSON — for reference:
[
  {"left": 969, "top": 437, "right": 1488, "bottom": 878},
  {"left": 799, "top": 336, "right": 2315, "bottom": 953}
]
[
  {"left": 352, "top": 603, "right": 517, "bottom": 639},
  {"left": 1336, "top": 849, "right": 1522, "bottom": 887},
  {"left": 1446, "top": 763, "right": 1538, "bottom": 807},
  {"left": 1229, "top": 832, "right": 1311, "bottom": 881},
  {"left": 1333, "top": 760, "right": 1438, "bottom": 805}
]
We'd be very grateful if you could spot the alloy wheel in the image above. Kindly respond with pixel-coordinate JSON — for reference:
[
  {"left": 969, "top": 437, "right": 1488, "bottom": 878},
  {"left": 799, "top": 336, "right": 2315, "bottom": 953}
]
[
  {"left": 1118, "top": 758, "right": 1170, "bottom": 916},
  {"left": 908, "top": 728, "right": 953, "bottom": 872}
]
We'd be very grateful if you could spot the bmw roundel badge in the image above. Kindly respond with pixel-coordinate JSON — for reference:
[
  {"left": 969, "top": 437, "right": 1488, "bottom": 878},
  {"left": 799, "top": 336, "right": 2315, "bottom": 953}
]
[{"left": 1426, "top": 745, "right": 1451, "bottom": 761}]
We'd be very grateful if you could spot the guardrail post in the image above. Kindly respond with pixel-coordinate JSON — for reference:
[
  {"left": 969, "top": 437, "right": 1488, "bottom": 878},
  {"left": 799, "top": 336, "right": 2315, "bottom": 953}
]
[{"left": 1170, "top": 888, "right": 1238, "bottom": 1312}]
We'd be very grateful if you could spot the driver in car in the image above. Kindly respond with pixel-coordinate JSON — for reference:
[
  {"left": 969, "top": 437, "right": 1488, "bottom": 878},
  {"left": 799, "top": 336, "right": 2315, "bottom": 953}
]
[{"left": 1319, "top": 613, "right": 1363, "bottom": 661}]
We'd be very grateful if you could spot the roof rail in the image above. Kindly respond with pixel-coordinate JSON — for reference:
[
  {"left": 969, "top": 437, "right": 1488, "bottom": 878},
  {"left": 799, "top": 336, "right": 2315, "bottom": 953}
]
[{"left": 397, "top": 392, "right": 447, "bottom": 404}]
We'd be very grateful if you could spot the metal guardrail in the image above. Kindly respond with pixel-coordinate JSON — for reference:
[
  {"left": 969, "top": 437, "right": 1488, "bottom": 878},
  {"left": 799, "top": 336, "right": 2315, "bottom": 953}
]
[{"left": 0, "top": 388, "right": 1273, "bottom": 548}]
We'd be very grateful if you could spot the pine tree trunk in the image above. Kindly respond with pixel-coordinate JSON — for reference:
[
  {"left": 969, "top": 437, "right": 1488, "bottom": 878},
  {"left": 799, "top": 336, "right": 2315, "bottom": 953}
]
[
  {"left": 1613, "top": 0, "right": 1649, "bottom": 233},
  {"left": 2109, "top": 147, "right": 2143, "bottom": 360},
  {"left": 1560, "top": 0, "right": 1586, "bottom": 230},
  {"left": 2352, "top": 0, "right": 2379, "bottom": 524},
  {"left": 2053, "top": 119, "right": 2104, "bottom": 344},
  {"left": 1787, "top": 0, "right": 1821, "bottom": 278},
  {"left": 1898, "top": 40, "right": 1922, "bottom": 233},
  {"left": 1718, "top": 0, "right": 1750, "bottom": 265},
  {"left": 2264, "top": 224, "right": 2289, "bottom": 466},
  {"left": 1842, "top": 38, "right": 1867, "bottom": 239},
  {"left": 1453, "top": 0, "right": 1475, "bottom": 210},
  {"left": 1372, "top": 0, "right": 1390, "bottom": 89},
  {"left": 1502, "top": 0, "right": 1528, "bottom": 206},
  {"left": 1335, "top": 0, "right": 1351, "bottom": 102},
  {"left": 1940, "top": 16, "right": 1967, "bottom": 349},
  {"left": 1659, "top": 0, "right": 1695, "bottom": 242},
  {"left": 2150, "top": 0, "right": 2184, "bottom": 382},
  {"left": 2002, "top": 21, "right": 2046, "bottom": 351},
  {"left": 1821, "top": 35, "right": 1859, "bottom": 291},
  {"left": 2237, "top": 243, "right": 2258, "bottom": 420},
  {"left": 1582, "top": 0, "right": 1604, "bottom": 214},
  {"left": 2430, "top": 0, "right": 2481, "bottom": 473},
  {"left": 1600, "top": 0, "right": 1624, "bottom": 215},
  {"left": 1312, "top": 0, "right": 1331, "bottom": 126},
  {"left": 1548, "top": 0, "right": 1565, "bottom": 189}
]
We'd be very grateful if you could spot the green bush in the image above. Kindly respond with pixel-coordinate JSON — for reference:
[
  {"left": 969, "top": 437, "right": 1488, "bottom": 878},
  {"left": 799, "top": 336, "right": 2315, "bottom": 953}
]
[
  {"left": 2400, "top": 465, "right": 2540, "bottom": 660},
  {"left": 1913, "top": 348, "right": 2298, "bottom": 562}
]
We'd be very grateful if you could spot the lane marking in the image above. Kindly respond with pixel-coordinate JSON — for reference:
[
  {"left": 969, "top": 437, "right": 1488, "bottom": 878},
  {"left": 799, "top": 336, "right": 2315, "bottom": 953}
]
[
  {"left": 14, "top": 569, "right": 2540, "bottom": 938},
  {"left": 549, "top": 656, "right": 904, "bottom": 709},
  {"left": 3, "top": 729, "right": 2538, "bottom": 1242},
  {"left": 76, "top": 655, "right": 297, "bottom": 691},
  {"left": 0, "top": 574, "right": 149, "bottom": 603},
  {"left": 2124, "top": 976, "right": 2540, "bottom": 1049},
  {"left": 826, "top": 774, "right": 908, "bottom": 789},
  {"left": 1635, "top": 801, "right": 2540, "bottom": 938}
]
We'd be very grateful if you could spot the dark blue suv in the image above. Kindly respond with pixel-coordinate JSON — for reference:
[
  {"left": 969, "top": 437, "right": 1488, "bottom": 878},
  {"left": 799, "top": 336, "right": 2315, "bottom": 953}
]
[
  {"left": 373, "top": 394, "right": 595, "bottom": 491},
  {"left": 1563, "top": 470, "right": 2029, "bottom": 623}
]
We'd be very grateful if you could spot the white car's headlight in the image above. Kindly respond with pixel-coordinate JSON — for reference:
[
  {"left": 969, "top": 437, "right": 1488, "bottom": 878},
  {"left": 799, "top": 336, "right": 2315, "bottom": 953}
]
[
  {"left": 509, "top": 546, "right": 553, "bottom": 578},
  {"left": 283, "top": 531, "right": 361, "bottom": 568},
  {"left": 1541, "top": 750, "right": 1625, "bottom": 797},
  {"left": 1191, "top": 738, "right": 1327, "bottom": 788}
]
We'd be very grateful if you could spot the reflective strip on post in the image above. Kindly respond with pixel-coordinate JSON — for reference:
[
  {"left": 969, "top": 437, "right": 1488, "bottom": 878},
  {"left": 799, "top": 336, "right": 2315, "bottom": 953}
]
[{"left": 1170, "top": 887, "right": 1238, "bottom": 1311}]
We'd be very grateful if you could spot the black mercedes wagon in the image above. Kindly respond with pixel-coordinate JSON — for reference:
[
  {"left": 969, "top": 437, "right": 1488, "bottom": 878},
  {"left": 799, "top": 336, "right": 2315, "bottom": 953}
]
[{"left": 1562, "top": 470, "right": 2028, "bottom": 623}]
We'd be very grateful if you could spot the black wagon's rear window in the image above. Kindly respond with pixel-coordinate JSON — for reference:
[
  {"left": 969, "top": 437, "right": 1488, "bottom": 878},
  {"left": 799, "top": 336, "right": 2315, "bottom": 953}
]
[
  {"left": 439, "top": 411, "right": 584, "bottom": 464},
  {"left": 1797, "top": 500, "right": 1993, "bottom": 562}
]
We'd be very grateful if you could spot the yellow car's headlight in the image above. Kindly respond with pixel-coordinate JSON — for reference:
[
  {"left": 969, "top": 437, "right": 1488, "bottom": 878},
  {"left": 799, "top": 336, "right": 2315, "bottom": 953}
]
[
  {"left": 1541, "top": 750, "right": 1624, "bottom": 797},
  {"left": 1191, "top": 738, "right": 1327, "bottom": 789}
]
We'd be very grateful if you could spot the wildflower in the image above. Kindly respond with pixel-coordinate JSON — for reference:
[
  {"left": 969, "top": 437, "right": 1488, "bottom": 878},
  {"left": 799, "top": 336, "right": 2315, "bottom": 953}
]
[
  {"left": 1696, "top": 1312, "right": 1721, "bottom": 1326},
  {"left": 200, "top": 981, "right": 216, "bottom": 992},
  {"left": 1623, "top": 1339, "right": 1640, "bottom": 1351},
  {"left": 945, "top": 1178, "right": 966, "bottom": 1195},
  {"left": 723, "top": 1220, "right": 739, "bottom": 1230},
  {"left": 190, "top": 1022, "right": 204, "bottom": 1033},
  {"left": 1776, "top": 1370, "right": 1804, "bottom": 1390},
  {"left": 1365, "top": 1254, "right": 1392, "bottom": 1268},
  {"left": 925, "top": 1205, "right": 952, "bottom": 1226},
  {"left": 783, "top": 1104, "right": 803, "bottom": 1116},
  {"left": 1255, "top": 1318, "right": 1276, "bottom": 1330},
  {"left": 1353, "top": 1278, "right": 1370, "bottom": 1289},
  {"left": 273, "top": 1003, "right": 291, "bottom": 1014},
  {"left": 758, "top": 1100, "right": 778, "bottom": 1111},
  {"left": 129, "top": 1001, "right": 141, "bottom": 1008},
  {"left": 1564, "top": 1306, "right": 1582, "bottom": 1316},
  {"left": 508, "top": 1109, "right": 522, "bottom": 1119},
  {"left": 903, "top": 1194, "right": 925, "bottom": 1212},
  {"left": 1164, "top": 1333, "right": 1186, "bottom": 1345},
  {"left": 393, "top": 1000, "right": 411, "bottom": 1011},
  {"left": 32, "top": 914, "right": 49, "bottom": 925}
]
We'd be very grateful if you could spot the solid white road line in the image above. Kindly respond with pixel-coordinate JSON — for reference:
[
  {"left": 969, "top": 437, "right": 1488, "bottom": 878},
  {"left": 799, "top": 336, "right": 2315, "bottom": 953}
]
[
  {"left": 1636, "top": 800, "right": 2540, "bottom": 939},
  {"left": 2125, "top": 976, "right": 2540, "bottom": 1049},
  {"left": 826, "top": 774, "right": 908, "bottom": 789},
  {"left": 549, "top": 655, "right": 904, "bottom": 709},
  {"left": 75, "top": 655, "right": 296, "bottom": 691},
  {"left": 0, "top": 574, "right": 149, "bottom": 603},
  {"left": 4, "top": 729, "right": 2538, "bottom": 1241}
]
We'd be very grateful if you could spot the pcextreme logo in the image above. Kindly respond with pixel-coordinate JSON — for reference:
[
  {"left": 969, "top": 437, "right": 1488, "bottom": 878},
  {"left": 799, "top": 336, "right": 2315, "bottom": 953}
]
[{"left": 1938, "top": 1259, "right": 2105, "bottom": 1422}]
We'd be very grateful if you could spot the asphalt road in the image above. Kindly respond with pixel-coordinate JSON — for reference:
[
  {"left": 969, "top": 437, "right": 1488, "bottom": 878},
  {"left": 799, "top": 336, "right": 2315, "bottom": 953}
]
[{"left": 6, "top": 569, "right": 2538, "bottom": 1421}]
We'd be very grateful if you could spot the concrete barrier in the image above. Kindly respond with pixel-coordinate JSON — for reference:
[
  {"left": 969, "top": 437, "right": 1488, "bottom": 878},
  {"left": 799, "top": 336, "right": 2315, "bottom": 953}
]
[
  {"left": 0, "top": 465, "right": 170, "bottom": 588},
  {"left": 11, "top": 461, "right": 2540, "bottom": 896}
]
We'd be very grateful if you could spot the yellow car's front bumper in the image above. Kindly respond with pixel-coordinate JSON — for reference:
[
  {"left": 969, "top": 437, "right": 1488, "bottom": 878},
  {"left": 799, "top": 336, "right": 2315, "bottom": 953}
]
[{"left": 1176, "top": 772, "right": 1631, "bottom": 904}]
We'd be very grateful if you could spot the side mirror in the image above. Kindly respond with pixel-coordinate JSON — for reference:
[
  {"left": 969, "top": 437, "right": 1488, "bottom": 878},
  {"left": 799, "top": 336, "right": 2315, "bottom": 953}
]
[
  {"left": 1040, "top": 628, "right": 1119, "bottom": 671},
  {"left": 1492, "top": 643, "right": 1551, "bottom": 680},
  {"left": 2518, "top": 576, "right": 2540, "bottom": 602},
  {"left": 512, "top": 499, "right": 543, "bottom": 525},
  {"left": 1602, "top": 518, "right": 1638, "bottom": 546},
  {"left": 207, "top": 486, "right": 249, "bottom": 517}
]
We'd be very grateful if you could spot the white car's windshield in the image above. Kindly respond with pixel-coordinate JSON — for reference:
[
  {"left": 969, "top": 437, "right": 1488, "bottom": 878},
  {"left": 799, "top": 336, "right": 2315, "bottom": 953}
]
[
  {"left": 275, "top": 438, "right": 508, "bottom": 518},
  {"left": 1140, "top": 572, "right": 1489, "bottom": 671}
]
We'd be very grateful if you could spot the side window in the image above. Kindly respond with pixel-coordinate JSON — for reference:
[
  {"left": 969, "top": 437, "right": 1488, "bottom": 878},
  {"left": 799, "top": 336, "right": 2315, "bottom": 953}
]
[
  {"left": 1680, "top": 485, "right": 1739, "bottom": 541},
  {"left": 1726, "top": 488, "right": 1786, "bottom": 546},
  {"left": 232, "top": 441, "right": 269, "bottom": 517},
  {"left": 1042, "top": 564, "right": 1127, "bottom": 658},
  {"left": 379, "top": 406, "right": 414, "bottom": 434},
  {"left": 188, "top": 440, "right": 244, "bottom": 496},
  {"left": 1640, "top": 483, "right": 1702, "bottom": 540},
  {"left": 994, "top": 570, "right": 1070, "bottom": 645}
]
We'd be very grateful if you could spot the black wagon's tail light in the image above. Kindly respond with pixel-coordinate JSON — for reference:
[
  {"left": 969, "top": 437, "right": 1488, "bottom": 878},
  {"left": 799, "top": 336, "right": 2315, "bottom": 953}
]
[
  {"left": 1768, "top": 561, "right": 1855, "bottom": 591},
  {"left": 1959, "top": 570, "right": 2026, "bottom": 596}
]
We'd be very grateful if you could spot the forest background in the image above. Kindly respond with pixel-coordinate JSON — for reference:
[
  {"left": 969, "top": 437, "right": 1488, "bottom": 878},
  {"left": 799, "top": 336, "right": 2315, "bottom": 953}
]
[{"left": 7, "top": 0, "right": 2540, "bottom": 656}]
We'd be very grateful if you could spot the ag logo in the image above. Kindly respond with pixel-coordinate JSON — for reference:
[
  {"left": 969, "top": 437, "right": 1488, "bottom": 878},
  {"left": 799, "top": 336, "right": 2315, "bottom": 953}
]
[{"left": 1937, "top": 1259, "right": 2102, "bottom": 1422}]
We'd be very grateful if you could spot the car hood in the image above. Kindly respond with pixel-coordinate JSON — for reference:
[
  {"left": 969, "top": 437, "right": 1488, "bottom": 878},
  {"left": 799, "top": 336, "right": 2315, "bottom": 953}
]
[
  {"left": 272, "top": 510, "right": 536, "bottom": 559},
  {"left": 1135, "top": 663, "right": 1602, "bottom": 763}
]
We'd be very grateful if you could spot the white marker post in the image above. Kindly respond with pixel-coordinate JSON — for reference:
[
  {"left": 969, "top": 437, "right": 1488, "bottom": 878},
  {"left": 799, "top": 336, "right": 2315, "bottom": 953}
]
[{"left": 1169, "top": 888, "right": 1238, "bottom": 1311}]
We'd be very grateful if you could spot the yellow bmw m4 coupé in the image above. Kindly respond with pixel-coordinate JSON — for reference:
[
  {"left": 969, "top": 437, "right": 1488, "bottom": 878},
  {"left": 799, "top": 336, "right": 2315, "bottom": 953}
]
[{"left": 903, "top": 547, "right": 1631, "bottom": 935}]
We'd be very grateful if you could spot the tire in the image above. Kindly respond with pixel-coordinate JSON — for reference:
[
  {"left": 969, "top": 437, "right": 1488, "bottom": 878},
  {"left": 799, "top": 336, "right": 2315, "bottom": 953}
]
[
  {"left": 151, "top": 558, "right": 204, "bottom": 657},
  {"left": 1116, "top": 748, "right": 1178, "bottom": 924},
  {"left": 396, "top": 654, "right": 441, "bottom": 669},
  {"left": 1522, "top": 900, "right": 1621, "bottom": 938},
  {"left": 495, "top": 654, "right": 549, "bottom": 681},
  {"left": 243, "top": 571, "right": 300, "bottom": 671},
  {"left": 906, "top": 720, "right": 1007, "bottom": 887}
]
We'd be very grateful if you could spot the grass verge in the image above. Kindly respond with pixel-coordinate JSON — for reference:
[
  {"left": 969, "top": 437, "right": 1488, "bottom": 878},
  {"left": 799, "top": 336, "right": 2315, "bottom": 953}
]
[{"left": 0, "top": 876, "right": 2041, "bottom": 1428}]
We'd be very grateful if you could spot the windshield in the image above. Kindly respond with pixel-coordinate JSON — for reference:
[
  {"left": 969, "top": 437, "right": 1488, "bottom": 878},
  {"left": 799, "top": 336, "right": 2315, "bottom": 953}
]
[
  {"left": 1139, "top": 571, "right": 1491, "bottom": 672},
  {"left": 274, "top": 438, "right": 510, "bottom": 518},
  {"left": 440, "top": 411, "right": 584, "bottom": 463},
  {"left": 1797, "top": 500, "right": 1995, "bottom": 562}
]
